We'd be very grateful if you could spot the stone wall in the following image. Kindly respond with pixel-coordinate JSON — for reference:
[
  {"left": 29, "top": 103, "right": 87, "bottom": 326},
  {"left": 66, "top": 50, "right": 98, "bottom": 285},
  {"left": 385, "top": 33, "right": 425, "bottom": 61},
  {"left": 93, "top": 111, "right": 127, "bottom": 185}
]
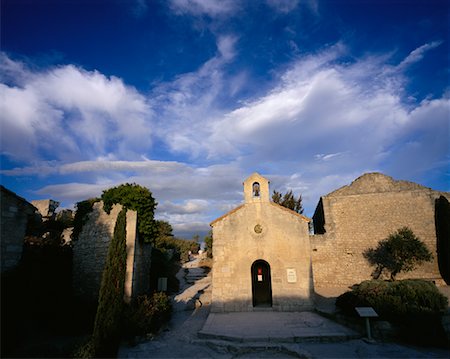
[
  {"left": 124, "top": 210, "right": 153, "bottom": 302},
  {"left": 1, "top": 186, "right": 37, "bottom": 272},
  {"left": 311, "top": 173, "right": 449, "bottom": 288},
  {"left": 31, "top": 199, "right": 59, "bottom": 221},
  {"left": 72, "top": 202, "right": 151, "bottom": 302},
  {"left": 211, "top": 173, "right": 314, "bottom": 312}
]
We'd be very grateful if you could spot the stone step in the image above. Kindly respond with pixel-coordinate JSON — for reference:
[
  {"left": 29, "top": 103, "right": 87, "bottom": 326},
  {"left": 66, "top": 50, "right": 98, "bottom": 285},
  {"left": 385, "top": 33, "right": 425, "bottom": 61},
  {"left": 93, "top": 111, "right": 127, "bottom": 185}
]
[
  {"left": 186, "top": 274, "right": 206, "bottom": 279},
  {"left": 198, "top": 312, "right": 361, "bottom": 346},
  {"left": 197, "top": 330, "right": 361, "bottom": 344},
  {"left": 192, "top": 339, "right": 312, "bottom": 358}
]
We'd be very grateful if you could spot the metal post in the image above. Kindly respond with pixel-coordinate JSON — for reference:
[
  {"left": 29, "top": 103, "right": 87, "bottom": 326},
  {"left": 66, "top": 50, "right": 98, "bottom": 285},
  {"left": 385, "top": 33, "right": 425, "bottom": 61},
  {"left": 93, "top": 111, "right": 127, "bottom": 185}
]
[{"left": 365, "top": 317, "right": 372, "bottom": 341}]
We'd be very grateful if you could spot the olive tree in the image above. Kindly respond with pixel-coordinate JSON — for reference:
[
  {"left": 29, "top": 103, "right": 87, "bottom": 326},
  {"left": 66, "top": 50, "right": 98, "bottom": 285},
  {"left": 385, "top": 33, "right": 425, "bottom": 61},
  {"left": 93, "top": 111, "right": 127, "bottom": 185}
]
[{"left": 363, "top": 227, "right": 433, "bottom": 280}]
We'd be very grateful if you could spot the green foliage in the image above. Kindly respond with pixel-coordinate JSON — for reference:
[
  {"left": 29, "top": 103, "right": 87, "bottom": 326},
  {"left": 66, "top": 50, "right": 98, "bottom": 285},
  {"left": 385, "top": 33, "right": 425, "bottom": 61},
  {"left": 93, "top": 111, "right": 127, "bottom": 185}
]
[
  {"left": 363, "top": 227, "right": 433, "bottom": 280},
  {"left": 72, "top": 339, "right": 95, "bottom": 359},
  {"left": 204, "top": 230, "right": 213, "bottom": 258},
  {"left": 101, "top": 183, "right": 157, "bottom": 243},
  {"left": 336, "top": 279, "right": 448, "bottom": 344},
  {"left": 337, "top": 279, "right": 447, "bottom": 318},
  {"left": 92, "top": 208, "right": 127, "bottom": 357},
  {"left": 154, "top": 220, "right": 174, "bottom": 249},
  {"left": 123, "top": 293, "right": 172, "bottom": 337},
  {"left": 71, "top": 198, "right": 100, "bottom": 240},
  {"left": 153, "top": 225, "right": 200, "bottom": 262},
  {"left": 272, "top": 190, "right": 304, "bottom": 214}
]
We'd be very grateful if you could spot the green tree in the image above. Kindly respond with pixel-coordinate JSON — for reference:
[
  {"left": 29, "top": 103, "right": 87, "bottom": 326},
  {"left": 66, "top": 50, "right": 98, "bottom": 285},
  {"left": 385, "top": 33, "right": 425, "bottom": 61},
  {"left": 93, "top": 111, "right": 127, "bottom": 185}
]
[
  {"left": 101, "top": 183, "right": 157, "bottom": 243},
  {"left": 272, "top": 190, "right": 304, "bottom": 214},
  {"left": 92, "top": 208, "right": 127, "bottom": 357},
  {"left": 154, "top": 220, "right": 174, "bottom": 249},
  {"left": 363, "top": 227, "right": 433, "bottom": 280},
  {"left": 204, "top": 230, "right": 213, "bottom": 258}
]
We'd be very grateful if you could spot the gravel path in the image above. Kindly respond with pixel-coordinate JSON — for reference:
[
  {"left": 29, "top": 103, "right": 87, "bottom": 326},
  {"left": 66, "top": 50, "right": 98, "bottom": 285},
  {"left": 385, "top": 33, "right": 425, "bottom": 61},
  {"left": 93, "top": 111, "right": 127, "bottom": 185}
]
[{"left": 118, "top": 256, "right": 226, "bottom": 358}]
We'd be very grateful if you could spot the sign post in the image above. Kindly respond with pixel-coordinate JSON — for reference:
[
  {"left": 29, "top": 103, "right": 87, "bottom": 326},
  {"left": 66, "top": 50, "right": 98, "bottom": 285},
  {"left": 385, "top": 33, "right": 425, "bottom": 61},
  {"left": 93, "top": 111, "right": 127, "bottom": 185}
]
[{"left": 355, "top": 307, "right": 378, "bottom": 342}]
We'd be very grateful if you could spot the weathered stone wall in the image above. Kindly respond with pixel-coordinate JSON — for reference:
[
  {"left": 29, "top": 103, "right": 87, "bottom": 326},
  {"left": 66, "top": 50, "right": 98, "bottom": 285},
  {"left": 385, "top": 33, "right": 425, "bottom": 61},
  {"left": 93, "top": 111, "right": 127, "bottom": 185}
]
[
  {"left": 31, "top": 199, "right": 60, "bottom": 221},
  {"left": 1, "top": 186, "right": 37, "bottom": 272},
  {"left": 72, "top": 202, "right": 151, "bottom": 302},
  {"left": 311, "top": 173, "right": 448, "bottom": 288},
  {"left": 211, "top": 173, "right": 314, "bottom": 312},
  {"left": 124, "top": 210, "right": 152, "bottom": 302}
]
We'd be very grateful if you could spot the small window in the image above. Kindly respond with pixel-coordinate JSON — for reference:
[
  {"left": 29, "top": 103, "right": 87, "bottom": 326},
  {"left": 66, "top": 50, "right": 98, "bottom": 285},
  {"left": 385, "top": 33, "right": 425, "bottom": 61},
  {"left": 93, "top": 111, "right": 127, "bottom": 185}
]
[{"left": 252, "top": 182, "right": 260, "bottom": 197}]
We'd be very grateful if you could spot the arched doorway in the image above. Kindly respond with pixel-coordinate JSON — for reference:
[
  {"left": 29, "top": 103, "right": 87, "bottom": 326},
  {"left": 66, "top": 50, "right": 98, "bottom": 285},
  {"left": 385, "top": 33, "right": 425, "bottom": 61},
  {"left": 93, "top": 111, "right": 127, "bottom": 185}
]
[{"left": 251, "top": 260, "right": 272, "bottom": 307}]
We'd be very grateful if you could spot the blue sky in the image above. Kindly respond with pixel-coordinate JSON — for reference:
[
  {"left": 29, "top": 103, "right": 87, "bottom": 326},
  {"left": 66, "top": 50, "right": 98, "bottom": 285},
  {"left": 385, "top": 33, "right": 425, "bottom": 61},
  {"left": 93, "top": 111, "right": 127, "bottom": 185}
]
[{"left": 1, "top": 0, "right": 449, "bottom": 238}]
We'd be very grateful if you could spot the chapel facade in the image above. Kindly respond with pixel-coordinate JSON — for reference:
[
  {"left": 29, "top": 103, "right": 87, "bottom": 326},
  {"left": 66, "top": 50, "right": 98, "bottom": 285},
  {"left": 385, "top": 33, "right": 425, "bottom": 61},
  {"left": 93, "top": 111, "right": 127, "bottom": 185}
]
[{"left": 210, "top": 173, "right": 314, "bottom": 312}]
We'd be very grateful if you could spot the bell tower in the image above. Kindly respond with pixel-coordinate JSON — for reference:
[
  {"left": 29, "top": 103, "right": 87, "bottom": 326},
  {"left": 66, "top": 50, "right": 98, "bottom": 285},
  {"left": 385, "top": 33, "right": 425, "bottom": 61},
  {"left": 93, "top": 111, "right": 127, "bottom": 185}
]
[{"left": 243, "top": 173, "right": 270, "bottom": 203}]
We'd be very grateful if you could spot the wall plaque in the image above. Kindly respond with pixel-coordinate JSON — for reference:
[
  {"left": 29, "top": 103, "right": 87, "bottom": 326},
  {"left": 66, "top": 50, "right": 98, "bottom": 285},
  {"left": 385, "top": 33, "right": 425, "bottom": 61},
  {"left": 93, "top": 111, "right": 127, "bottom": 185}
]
[{"left": 287, "top": 268, "right": 297, "bottom": 283}]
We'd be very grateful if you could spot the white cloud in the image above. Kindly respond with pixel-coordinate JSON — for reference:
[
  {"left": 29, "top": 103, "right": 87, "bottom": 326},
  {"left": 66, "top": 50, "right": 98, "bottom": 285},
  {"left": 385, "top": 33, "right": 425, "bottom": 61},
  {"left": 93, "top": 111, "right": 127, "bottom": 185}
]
[
  {"left": 158, "top": 199, "right": 209, "bottom": 215},
  {"left": 0, "top": 159, "right": 188, "bottom": 176},
  {"left": 131, "top": 0, "right": 149, "bottom": 18},
  {"left": 397, "top": 41, "right": 442, "bottom": 70},
  {"left": 314, "top": 152, "right": 346, "bottom": 161},
  {"left": 0, "top": 54, "right": 153, "bottom": 162},
  {"left": 171, "top": 222, "right": 211, "bottom": 238},
  {"left": 3, "top": 41, "right": 447, "bottom": 238},
  {"left": 29, "top": 161, "right": 245, "bottom": 237},
  {"left": 266, "top": 0, "right": 319, "bottom": 16},
  {"left": 266, "top": 0, "right": 300, "bottom": 13},
  {"left": 150, "top": 34, "right": 239, "bottom": 156},
  {"left": 169, "top": 0, "right": 237, "bottom": 17}
]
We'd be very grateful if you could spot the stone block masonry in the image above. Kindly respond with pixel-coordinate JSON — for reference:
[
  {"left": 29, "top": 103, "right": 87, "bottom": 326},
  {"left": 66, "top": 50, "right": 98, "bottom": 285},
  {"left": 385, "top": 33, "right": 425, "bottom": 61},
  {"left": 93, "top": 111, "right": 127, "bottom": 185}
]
[
  {"left": 211, "top": 173, "right": 314, "bottom": 312},
  {"left": 1, "top": 186, "right": 37, "bottom": 272},
  {"left": 72, "top": 201, "right": 151, "bottom": 303},
  {"left": 311, "top": 173, "right": 449, "bottom": 288}
]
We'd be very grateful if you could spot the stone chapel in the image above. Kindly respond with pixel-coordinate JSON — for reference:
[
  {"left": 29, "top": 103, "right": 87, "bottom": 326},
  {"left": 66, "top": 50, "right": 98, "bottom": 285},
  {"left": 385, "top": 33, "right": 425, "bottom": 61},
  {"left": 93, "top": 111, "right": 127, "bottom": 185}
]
[{"left": 210, "top": 173, "right": 314, "bottom": 312}]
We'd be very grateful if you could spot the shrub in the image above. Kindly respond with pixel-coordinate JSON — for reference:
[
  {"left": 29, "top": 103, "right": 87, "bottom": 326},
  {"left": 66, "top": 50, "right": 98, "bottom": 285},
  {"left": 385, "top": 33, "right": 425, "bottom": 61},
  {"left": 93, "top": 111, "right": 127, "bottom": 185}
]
[
  {"left": 124, "top": 292, "right": 172, "bottom": 338},
  {"left": 72, "top": 338, "right": 95, "bottom": 359},
  {"left": 337, "top": 279, "right": 447, "bottom": 318},
  {"left": 91, "top": 208, "right": 127, "bottom": 357},
  {"left": 204, "top": 231, "right": 213, "bottom": 258},
  {"left": 336, "top": 279, "right": 448, "bottom": 344},
  {"left": 363, "top": 227, "right": 433, "bottom": 280}
]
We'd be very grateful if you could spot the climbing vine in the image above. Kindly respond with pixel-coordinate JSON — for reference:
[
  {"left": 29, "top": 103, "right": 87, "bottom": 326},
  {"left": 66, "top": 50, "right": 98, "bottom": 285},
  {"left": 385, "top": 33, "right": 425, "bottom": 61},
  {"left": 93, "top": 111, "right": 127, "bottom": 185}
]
[
  {"left": 71, "top": 198, "right": 100, "bottom": 241},
  {"left": 101, "top": 183, "right": 157, "bottom": 243}
]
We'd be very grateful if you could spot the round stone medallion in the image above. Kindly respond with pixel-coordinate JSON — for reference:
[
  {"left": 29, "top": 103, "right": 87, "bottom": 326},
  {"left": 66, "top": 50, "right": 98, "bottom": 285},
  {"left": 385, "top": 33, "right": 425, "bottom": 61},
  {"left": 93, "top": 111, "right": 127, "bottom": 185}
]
[{"left": 254, "top": 224, "right": 263, "bottom": 234}]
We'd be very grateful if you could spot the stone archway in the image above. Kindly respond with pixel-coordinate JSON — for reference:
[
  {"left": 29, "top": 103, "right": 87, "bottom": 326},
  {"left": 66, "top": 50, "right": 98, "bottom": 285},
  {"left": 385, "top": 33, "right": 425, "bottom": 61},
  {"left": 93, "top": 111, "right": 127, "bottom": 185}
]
[{"left": 251, "top": 260, "right": 272, "bottom": 307}]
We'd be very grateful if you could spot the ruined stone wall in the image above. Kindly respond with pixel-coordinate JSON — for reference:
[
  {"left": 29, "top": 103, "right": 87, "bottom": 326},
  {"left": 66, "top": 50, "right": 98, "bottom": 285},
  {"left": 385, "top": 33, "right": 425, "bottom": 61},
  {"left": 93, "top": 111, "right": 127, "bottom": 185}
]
[
  {"left": 72, "top": 202, "right": 151, "bottom": 302},
  {"left": 1, "top": 186, "right": 37, "bottom": 272},
  {"left": 124, "top": 210, "right": 152, "bottom": 302},
  {"left": 311, "top": 173, "right": 447, "bottom": 288},
  {"left": 31, "top": 199, "right": 59, "bottom": 221},
  {"left": 211, "top": 174, "right": 314, "bottom": 313}
]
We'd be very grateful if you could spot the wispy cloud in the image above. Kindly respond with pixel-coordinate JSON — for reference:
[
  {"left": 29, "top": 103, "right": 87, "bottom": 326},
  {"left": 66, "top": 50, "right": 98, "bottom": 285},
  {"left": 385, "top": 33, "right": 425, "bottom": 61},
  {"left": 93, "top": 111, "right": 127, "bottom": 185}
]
[
  {"left": 266, "top": 0, "right": 318, "bottom": 15},
  {"left": 266, "top": 0, "right": 300, "bottom": 13},
  {"left": 397, "top": 41, "right": 442, "bottom": 70},
  {"left": 131, "top": 0, "right": 149, "bottom": 18},
  {"left": 1, "top": 159, "right": 187, "bottom": 176},
  {"left": 169, "top": 0, "right": 237, "bottom": 17},
  {"left": 2, "top": 40, "right": 447, "bottom": 237}
]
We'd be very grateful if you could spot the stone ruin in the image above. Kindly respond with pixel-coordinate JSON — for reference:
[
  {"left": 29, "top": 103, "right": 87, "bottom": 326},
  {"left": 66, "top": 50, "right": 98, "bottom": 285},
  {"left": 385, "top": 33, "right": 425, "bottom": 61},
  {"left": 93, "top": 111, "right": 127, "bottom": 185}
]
[{"left": 72, "top": 202, "right": 152, "bottom": 303}]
